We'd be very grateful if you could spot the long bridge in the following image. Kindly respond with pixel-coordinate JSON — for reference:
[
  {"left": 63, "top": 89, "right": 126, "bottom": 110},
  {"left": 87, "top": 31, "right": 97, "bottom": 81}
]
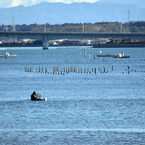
[{"left": 0, "top": 31, "right": 145, "bottom": 49}]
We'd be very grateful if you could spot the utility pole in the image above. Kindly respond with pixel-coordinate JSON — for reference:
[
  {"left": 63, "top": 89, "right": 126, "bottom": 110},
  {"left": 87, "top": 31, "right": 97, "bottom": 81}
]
[
  {"left": 12, "top": 16, "right": 16, "bottom": 43},
  {"left": 82, "top": 23, "right": 85, "bottom": 33},
  {"left": 128, "top": 9, "right": 130, "bottom": 22},
  {"left": 44, "top": 23, "right": 46, "bottom": 32},
  {"left": 120, "top": 23, "right": 123, "bottom": 33},
  {"left": 13, "top": 16, "right": 16, "bottom": 32}
]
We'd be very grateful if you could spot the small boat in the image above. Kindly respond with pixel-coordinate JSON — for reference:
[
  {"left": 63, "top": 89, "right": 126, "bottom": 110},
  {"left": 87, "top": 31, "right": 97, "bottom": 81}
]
[
  {"left": 31, "top": 98, "right": 47, "bottom": 101},
  {"left": 113, "top": 52, "right": 130, "bottom": 58},
  {"left": 0, "top": 52, "right": 17, "bottom": 58},
  {"left": 97, "top": 54, "right": 114, "bottom": 57},
  {"left": 31, "top": 92, "right": 47, "bottom": 101}
]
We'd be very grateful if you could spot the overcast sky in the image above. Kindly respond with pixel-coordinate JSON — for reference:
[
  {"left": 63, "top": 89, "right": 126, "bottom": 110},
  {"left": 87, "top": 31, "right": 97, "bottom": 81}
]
[{"left": 0, "top": 0, "right": 145, "bottom": 8}]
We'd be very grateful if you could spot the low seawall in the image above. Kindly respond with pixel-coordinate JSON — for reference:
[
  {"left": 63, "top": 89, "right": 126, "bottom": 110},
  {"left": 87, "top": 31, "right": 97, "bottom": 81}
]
[{"left": 93, "top": 43, "right": 145, "bottom": 48}]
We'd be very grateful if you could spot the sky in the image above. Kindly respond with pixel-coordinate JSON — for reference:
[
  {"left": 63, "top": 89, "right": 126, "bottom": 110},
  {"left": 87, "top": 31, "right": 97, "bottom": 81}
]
[{"left": 0, "top": 0, "right": 145, "bottom": 8}]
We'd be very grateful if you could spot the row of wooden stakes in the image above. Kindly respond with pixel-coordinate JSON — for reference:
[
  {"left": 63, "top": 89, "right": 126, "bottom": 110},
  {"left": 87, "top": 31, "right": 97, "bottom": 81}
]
[{"left": 24, "top": 65, "right": 115, "bottom": 75}]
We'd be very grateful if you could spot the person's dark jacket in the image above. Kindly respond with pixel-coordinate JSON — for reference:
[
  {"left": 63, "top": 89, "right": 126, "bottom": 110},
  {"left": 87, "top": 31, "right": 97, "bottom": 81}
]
[{"left": 31, "top": 94, "right": 36, "bottom": 100}]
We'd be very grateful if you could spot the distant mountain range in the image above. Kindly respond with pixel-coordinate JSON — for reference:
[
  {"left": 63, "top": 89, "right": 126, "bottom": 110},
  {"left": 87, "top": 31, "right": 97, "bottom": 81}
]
[
  {"left": 99, "top": 0, "right": 145, "bottom": 8},
  {"left": 0, "top": 2, "right": 145, "bottom": 25}
]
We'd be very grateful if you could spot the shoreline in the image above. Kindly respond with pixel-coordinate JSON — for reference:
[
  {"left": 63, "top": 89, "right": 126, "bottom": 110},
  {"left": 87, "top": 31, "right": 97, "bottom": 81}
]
[
  {"left": 93, "top": 43, "right": 145, "bottom": 48},
  {"left": 0, "top": 43, "right": 145, "bottom": 48}
]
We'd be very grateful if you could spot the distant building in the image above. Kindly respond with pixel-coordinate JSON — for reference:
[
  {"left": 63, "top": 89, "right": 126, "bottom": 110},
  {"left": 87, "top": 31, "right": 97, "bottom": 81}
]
[
  {"left": 53, "top": 39, "right": 89, "bottom": 46},
  {"left": 91, "top": 38, "right": 110, "bottom": 44}
]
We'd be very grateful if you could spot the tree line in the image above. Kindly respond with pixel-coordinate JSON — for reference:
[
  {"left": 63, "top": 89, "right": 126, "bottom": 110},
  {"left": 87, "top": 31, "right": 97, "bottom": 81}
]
[{"left": 0, "top": 21, "right": 145, "bottom": 33}]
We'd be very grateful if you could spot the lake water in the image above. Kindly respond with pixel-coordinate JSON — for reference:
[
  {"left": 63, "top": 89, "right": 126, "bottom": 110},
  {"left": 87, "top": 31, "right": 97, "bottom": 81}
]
[{"left": 0, "top": 46, "right": 145, "bottom": 145}]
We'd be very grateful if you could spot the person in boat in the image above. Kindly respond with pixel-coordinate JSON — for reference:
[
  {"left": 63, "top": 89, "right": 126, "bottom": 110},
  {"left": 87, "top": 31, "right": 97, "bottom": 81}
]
[
  {"left": 31, "top": 91, "right": 44, "bottom": 101},
  {"left": 31, "top": 91, "right": 37, "bottom": 100}
]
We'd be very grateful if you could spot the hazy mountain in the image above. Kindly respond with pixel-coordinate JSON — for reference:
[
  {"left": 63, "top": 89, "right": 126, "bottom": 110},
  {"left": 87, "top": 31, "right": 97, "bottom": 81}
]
[
  {"left": 99, "top": 0, "right": 145, "bottom": 8},
  {"left": 0, "top": 2, "right": 145, "bottom": 25}
]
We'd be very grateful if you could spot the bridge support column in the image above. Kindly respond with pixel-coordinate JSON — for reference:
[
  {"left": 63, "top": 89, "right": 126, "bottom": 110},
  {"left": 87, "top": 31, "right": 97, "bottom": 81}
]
[{"left": 43, "top": 36, "right": 48, "bottom": 49}]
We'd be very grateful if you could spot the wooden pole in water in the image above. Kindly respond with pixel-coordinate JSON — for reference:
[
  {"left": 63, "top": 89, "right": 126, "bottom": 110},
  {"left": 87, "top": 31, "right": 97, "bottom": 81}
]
[
  {"left": 57, "top": 66, "right": 59, "bottom": 74},
  {"left": 84, "top": 66, "right": 86, "bottom": 73},
  {"left": 84, "top": 49, "right": 86, "bottom": 56},
  {"left": 73, "top": 66, "right": 75, "bottom": 73},
  {"left": 71, "top": 66, "right": 73, "bottom": 72},
  {"left": 100, "top": 68, "right": 102, "bottom": 73},
  {"left": 61, "top": 68, "right": 63, "bottom": 75},
  {"left": 75, "top": 66, "right": 77, "bottom": 73},
  {"left": 78, "top": 66, "right": 80, "bottom": 73},
  {"left": 95, "top": 68, "right": 97, "bottom": 74},
  {"left": 94, "top": 54, "right": 96, "bottom": 59},
  {"left": 39, "top": 66, "right": 40, "bottom": 73},
  {"left": 45, "top": 66, "right": 47, "bottom": 73},
  {"left": 128, "top": 66, "right": 130, "bottom": 74},
  {"left": 103, "top": 67, "right": 105, "bottom": 73},
  {"left": 69, "top": 65, "right": 70, "bottom": 72},
  {"left": 53, "top": 66, "right": 55, "bottom": 74}
]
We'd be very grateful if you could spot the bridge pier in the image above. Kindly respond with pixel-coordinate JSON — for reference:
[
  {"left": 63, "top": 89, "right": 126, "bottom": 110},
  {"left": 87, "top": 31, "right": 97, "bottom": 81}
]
[{"left": 43, "top": 36, "right": 48, "bottom": 49}]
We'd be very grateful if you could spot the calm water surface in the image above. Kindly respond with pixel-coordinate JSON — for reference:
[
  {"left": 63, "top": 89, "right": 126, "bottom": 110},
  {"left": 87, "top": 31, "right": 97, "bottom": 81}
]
[{"left": 0, "top": 47, "right": 145, "bottom": 144}]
